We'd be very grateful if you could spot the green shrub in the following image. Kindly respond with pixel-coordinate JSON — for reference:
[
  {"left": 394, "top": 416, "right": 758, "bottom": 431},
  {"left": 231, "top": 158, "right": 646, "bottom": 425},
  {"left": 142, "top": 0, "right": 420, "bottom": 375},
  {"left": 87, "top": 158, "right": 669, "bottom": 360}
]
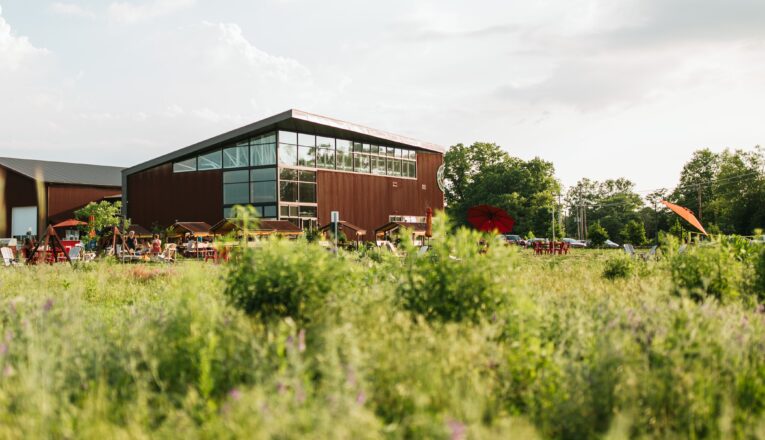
[
  {"left": 755, "top": 247, "right": 765, "bottom": 302},
  {"left": 602, "top": 256, "right": 633, "bottom": 280},
  {"left": 396, "top": 215, "right": 515, "bottom": 323},
  {"left": 669, "top": 242, "right": 745, "bottom": 303},
  {"left": 588, "top": 223, "right": 609, "bottom": 247},
  {"left": 620, "top": 219, "right": 647, "bottom": 246},
  {"left": 224, "top": 239, "right": 353, "bottom": 323}
]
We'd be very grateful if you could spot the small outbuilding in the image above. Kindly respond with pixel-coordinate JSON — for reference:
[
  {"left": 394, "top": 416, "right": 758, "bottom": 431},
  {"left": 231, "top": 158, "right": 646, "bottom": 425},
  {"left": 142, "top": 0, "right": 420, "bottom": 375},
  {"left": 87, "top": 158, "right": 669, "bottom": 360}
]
[
  {"left": 210, "top": 218, "right": 303, "bottom": 238},
  {"left": 167, "top": 222, "right": 213, "bottom": 238},
  {"left": 319, "top": 221, "right": 367, "bottom": 244}
]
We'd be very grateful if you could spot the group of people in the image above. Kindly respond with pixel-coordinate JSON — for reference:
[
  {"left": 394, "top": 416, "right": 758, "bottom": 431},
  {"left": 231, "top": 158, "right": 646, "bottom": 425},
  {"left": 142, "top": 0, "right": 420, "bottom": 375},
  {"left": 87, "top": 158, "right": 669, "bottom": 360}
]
[{"left": 124, "top": 230, "right": 163, "bottom": 256}]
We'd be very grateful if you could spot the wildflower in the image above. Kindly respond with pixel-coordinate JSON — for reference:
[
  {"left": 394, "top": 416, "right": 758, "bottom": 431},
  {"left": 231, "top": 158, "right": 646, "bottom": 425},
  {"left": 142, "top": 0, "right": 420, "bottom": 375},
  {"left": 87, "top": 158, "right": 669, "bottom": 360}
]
[
  {"left": 355, "top": 391, "right": 366, "bottom": 405},
  {"left": 0, "top": 344, "right": 7, "bottom": 355},
  {"left": 276, "top": 382, "right": 286, "bottom": 394},
  {"left": 228, "top": 388, "right": 242, "bottom": 401},
  {"left": 3, "top": 365, "right": 14, "bottom": 377},
  {"left": 298, "top": 329, "right": 306, "bottom": 353},
  {"left": 447, "top": 420, "right": 466, "bottom": 440},
  {"left": 43, "top": 298, "right": 54, "bottom": 312}
]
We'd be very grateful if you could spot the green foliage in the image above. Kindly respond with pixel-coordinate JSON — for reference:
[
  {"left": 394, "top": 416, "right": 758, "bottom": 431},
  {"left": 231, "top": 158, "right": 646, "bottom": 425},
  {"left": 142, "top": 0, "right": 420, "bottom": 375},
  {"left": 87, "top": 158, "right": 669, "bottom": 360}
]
[
  {"left": 588, "top": 222, "right": 609, "bottom": 246},
  {"left": 443, "top": 142, "right": 561, "bottom": 237},
  {"left": 396, "top": 215, "right": 515, "bottom": 323},
  {"left": 75, "top": 200, "right": 122, "bottom": 232},
  {"left": 602, "top": 255, "right": 633, "bottom": 280},
  {"left": 224, "top": 239, "right": 353, "bottom": 323},
  {"left": 620, "top": 219, "right": 647, "bottom": 245}
]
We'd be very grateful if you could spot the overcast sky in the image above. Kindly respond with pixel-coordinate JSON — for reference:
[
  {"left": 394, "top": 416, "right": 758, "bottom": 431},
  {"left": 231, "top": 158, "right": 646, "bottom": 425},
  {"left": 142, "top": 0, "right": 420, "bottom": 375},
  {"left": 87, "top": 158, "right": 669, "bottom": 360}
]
[{"left": 1, "top": 0, "right": 764, "bottom": 193}]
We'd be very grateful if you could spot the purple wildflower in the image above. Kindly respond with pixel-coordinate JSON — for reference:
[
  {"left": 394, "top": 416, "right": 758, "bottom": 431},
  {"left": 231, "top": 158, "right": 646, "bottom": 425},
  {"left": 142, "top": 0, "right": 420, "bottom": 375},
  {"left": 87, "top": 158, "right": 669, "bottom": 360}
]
[
  {"left": 228, "top": 388, "right": 242, "bottom": 401},
  {"left": 356, "top": 391, "right": 366, "bottom": 405},
  {"left": 43, "top": 298, "right": 54, "bottom": 312},
  {"left": 447, "top": 420, "right": 466, "bottom": 440}
]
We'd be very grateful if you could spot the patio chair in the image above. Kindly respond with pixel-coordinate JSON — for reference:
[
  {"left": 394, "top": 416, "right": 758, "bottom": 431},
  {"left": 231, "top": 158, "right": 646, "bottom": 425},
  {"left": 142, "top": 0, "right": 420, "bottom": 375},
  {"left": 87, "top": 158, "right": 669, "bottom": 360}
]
[
  {"left": 68, "top": 246, "right": 83, "bottom": 262},
  {"left": 1, "top": 247, "right": 16, "bottom": 267},
  {"left": 641, "top": 245, "right": 658, "bottom": 261},
  {"left": 156, "top": 244, "right": 177, "bottom": 263},
  {"left": 623, "top": 244, "right": 636, "bottom": 257},
  {"left": 678, "top": 244, "right": 687, "bottom": 254},
  {"left": 417, "top": 245, "right": 430, "bottom": 256}
]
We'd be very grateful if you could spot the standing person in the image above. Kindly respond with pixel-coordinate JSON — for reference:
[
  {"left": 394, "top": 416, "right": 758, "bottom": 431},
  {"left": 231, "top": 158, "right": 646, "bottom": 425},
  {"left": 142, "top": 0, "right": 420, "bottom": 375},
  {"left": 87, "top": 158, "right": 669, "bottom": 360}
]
[
  {"left": 125, "top": 230, "right": 137, "bottom": 254},
  {"left": 151, "top": 234, "right": 162, "bottom": 256}
]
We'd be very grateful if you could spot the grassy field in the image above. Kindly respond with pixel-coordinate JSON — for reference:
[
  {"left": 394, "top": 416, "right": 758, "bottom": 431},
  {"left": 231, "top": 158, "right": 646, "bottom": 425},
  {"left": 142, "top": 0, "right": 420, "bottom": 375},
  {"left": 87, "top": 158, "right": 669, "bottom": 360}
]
[{"left": 1, "top": 223, "right": 765, "bottom": 439}]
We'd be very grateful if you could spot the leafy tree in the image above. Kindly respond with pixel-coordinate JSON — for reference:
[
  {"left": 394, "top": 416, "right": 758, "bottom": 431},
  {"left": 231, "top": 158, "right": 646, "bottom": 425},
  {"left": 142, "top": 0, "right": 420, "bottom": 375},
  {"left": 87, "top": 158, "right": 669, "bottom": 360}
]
[
  {"left": 443, "top": 142, "right": 561, "bottom": 237},
  {"left": 74, "top": 201, "right": 122, "bottom": 234},
  {"left": 565, "top": 178, "right": 644, "bottom": 240},
  {"left": 588, "top": 222, "right": 609, "bottom": 247},
  {"left": 620, "top": 219, "right": 647, "bottom": 246}
]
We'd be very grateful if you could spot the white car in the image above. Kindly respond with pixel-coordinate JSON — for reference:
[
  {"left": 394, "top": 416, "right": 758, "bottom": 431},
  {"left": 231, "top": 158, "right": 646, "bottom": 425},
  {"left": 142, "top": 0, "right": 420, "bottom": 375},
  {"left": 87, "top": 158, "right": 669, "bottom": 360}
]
[
  {"left": 561, "top": 238, "right": 587, "bottom": 248},
  {"left": 603, "top": 239, "right": 620, "bottom": 249}
]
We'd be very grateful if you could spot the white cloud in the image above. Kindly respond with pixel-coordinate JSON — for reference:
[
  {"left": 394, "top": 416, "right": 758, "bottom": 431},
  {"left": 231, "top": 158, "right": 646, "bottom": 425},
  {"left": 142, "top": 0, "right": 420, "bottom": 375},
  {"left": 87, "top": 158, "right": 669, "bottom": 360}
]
[
  {"left": 49, "top": 2, "right": 96, "bottom": 19},
  {"left": 0, "top": 5, "right": 48, "bottom": 71},
  {"left": 108, "top": 0, "right": 194, "bottom": 23}
]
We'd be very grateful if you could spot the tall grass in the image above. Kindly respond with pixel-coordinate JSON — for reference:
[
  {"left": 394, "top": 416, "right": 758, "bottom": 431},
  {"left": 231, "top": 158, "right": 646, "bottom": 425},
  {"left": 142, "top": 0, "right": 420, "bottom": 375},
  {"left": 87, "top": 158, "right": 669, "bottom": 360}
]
[{"left": 1, "top": 226, "right": 765, "bottom": 438}]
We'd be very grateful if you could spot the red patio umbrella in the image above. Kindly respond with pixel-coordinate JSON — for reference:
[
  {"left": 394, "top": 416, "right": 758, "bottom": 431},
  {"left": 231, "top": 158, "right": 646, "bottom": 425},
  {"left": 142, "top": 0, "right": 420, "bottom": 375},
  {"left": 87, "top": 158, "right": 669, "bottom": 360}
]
[
  {"left": 52, "top": 219, "right": 88, "bottom": 229},
  {"left": 466, "top": 205, "right": 515, "bottom": 233}
]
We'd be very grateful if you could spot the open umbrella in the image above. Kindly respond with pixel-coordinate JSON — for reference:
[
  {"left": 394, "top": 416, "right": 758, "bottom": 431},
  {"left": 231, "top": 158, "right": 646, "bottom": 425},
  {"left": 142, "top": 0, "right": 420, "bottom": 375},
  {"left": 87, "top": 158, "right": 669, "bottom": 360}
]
[
  {"left": 661, "top": 200, "right": 708, "bottom": 235},
  {"left": 467, "top": 205, "right": 515, "bottom": 233},
  {"left": 52, "top": 219, "right": 88, "bottom": 229}
]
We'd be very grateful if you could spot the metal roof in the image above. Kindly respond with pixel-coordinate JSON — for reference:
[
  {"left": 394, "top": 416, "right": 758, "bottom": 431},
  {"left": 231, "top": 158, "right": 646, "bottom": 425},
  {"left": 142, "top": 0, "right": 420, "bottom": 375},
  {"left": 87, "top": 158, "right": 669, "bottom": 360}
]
[
  {"left": 123, "top": 109, "right": 444, "bottom": 177},
  {"left": 0, "top": 157, "right": 123, "bottom": 187}
]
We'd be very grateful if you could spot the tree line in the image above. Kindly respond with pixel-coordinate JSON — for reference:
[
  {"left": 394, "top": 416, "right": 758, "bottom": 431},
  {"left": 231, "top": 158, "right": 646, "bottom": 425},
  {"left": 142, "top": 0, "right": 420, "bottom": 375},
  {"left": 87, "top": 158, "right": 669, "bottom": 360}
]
[{"left": 443, "top": 143, "right": 765, "bottom": 244}]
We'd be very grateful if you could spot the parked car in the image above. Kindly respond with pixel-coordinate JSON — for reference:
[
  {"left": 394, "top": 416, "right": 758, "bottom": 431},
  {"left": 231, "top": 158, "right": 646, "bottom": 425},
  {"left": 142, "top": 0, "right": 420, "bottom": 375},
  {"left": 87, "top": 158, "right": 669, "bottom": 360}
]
[
  {"left": 603, "top": 239, "right": 620, "bottom": 249},
  {"left": 561, "top": 238, "right": 587, "bottom": 248},
  {"left": 525, "top": 238, "right": 549, "bottom": 248},
  {"left": 503, "top": 234, "right": 525, "bottom": 246}
]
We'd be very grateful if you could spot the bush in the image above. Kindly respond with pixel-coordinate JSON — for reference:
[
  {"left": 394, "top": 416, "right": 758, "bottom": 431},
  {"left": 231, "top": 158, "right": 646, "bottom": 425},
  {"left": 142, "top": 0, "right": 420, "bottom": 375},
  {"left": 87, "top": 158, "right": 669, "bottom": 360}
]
[
  {"left": 396, "top": 215, "right": 515, "bottom": 323},
  {"left": 588, "top": 223, "right": 609, "bottom": 247},
  {"left": 602, "top": 256, "right": 633, "bottom": 280},
  {"left": 620, "top": 219, "right": 647, "bottom": 246},
  {"left": 669, "top": 240, "right": 746, "bottom": 303},
  {"left": 224, "top": 239, "right": 353, "bottom": 323}
]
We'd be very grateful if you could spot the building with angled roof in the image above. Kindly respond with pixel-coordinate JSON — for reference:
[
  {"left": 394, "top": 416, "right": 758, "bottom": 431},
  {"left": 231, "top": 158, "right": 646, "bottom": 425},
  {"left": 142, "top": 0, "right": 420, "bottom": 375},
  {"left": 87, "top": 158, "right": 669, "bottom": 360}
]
[
  {"left": 0, "top": 157, "right": 123, "bottom": 238},
  {"left": 123, "top": 109, "right": 445, "bottom": 240}
]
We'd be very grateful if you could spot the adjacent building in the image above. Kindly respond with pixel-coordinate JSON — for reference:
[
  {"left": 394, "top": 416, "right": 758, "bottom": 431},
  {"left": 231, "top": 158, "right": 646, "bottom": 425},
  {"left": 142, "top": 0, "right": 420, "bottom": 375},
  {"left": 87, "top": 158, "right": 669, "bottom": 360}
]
[
  {"left": 123, "top": 109, "right": 445, "bottom": 240},
  {"left": 0, "top": 157, "right": 123, "bottom": 238}
]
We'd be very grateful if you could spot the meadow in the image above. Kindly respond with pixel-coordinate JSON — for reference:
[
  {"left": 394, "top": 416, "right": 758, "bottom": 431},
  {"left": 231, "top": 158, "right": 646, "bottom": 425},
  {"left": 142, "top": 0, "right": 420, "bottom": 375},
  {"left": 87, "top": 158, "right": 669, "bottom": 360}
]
[{"left": 1, "top": 220, "right": 765, "bottom": 439}]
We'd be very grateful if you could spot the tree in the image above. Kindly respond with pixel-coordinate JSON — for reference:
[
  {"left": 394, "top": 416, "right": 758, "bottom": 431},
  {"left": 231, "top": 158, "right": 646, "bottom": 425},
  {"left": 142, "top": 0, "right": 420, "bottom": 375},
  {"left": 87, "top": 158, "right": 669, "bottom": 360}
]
[
  {"left": 588, "top": 222, "right": 609, "bottom": 247},
  {"left": 565, "top": 178, "right": 644, "bottom": 241},
  {"left": 620, "top": 219, "right": 647, "bottom": 246},
  {"left": 443, "top": 142, "right": 561, "bottom": 237},
  {"left": 74, "top": 201, "right": 122, "bottom": 235}
]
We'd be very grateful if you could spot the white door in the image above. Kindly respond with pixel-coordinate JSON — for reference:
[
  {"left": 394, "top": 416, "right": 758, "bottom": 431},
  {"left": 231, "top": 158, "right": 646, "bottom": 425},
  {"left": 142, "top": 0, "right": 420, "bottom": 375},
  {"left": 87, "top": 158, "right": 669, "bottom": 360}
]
[{"left": 11, "top": 206, "right": 37, "bottom": 237}]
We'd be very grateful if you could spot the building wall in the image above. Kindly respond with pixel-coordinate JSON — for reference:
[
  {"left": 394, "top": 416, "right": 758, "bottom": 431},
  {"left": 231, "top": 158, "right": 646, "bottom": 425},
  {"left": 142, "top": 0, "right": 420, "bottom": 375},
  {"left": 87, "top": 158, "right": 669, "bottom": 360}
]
[
  {"left": 47, "top": 184, "right": 122, "bottom": 225},
  {"left": 316, "top": 151, "right": 444, "bottom": 240},
  {"left": 126, "top": 163, "right": 224, "bottom": 229},
  {"left": 0, "top": 166, "right": 40, "bottom": 237}
]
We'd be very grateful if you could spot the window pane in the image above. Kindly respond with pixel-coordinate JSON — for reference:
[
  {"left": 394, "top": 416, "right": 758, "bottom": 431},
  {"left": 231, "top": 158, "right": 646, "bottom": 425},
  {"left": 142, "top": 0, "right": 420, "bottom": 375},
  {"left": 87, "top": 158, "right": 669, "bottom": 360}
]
[
  {"left": 298, "top": 133, "right": 315, "bottom": 147},
  {"left": 223, "top": 146, "right": 249, "bottom": 168},
  {"left": 278, "top": 144, "right": 298, "bottom": 166},
  {"left": 336, "top": 151, "right": 353, "bottom": 171},
  {"left": 173, "top": 157, "right": 197, "bottom": 173},
  {"left": 316, "top": 136, "right": 334, "bottom": 148},
  {"left": 298, "top": 182, "right": 317, "bottom": 203},
  {"left": 409, "top": 150, "right": 417, "bottom": 160},
  {"left": 388, "top": 158, "right": 402, "bottom": 176},
  {"left": 289, "top": 205, "right": 299, "bottom": 217},
  {"left": 299, "top": 170, "right": 316, "bottom": 182},
  {"left": 336, "top": 139, "right": 351, "bottom": 153},
  {"left": 252, "top": 132, "right": 276, "bottom": 145},
  {"left": 223, "top": 207, "right": 233, "bottom": 219},
  {"left": 369, "top": 145, "right": 379, "bottom": 155},
  {"left": 251, "top": 181, "right": 277, "bottom": 203},
  {"left": 224, "top": 170, "right": 249, "bottom": 183},
  {"left": 280, "top": 181, "right": 298, "bottom": 202},
  {"left": 279, "top": 131, "right": 297, "bottom": 145},
  {"left": 251, "top": 144, "right": 276, "bottom": 166},
  {"left": 354, "top": 154, "right": 370, "bottom": 173},
  {"left": 317, "top": 148, "right": 335, "bottom": 169},
  {"left": 280, "top": 168, "right": 298, "bottom": 181},
  {"left": 403, "top": 160, "right": 417, "bottom": 178},
  {"left": 352, "top": 142, "right": 364, "bottom": 152},
  {"left": 263, "top": 205, "right": 277, "bottom": 218},
  {"left": 386, "top": 147, "right": 396, "bottom": 157},
  {"left": 372, "top": 156, "right": 387, "bottom": 175},
  {"left": 300, "top": 206, "right": 317, "bottom": 217},
  {"left": 198, "top": 150, "right": 222, "bottom": 170},
  {"left": 254, "top": 206, "right": 264, "bottom": 216},
  {"left": 223, "top": 183, "right": 249, "bottom": 204},
  {"left": 251, "top": 168, "right": 276, "bottom": 182},
  {"left": 298, "top": 146, "right": 316, "bottom": 167},
  {"left": 280, "top": 205, "right": 290, "bottom": 217}
]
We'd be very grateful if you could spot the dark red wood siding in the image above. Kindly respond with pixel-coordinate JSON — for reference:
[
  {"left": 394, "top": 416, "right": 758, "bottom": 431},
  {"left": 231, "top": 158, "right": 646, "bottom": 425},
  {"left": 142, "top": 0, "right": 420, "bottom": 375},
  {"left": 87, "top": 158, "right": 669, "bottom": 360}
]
[
  {"left": 317, "top": 151, "right": 444, "bottom": 240},
  {"left": 47, "top": 184, "right": 121, "bottom": 225},
  {"left": 127, "top": 163, "right": 223, "bottom": 230},
  {"left": 0, "top": 166, "right": 40, "bottom": 237}
]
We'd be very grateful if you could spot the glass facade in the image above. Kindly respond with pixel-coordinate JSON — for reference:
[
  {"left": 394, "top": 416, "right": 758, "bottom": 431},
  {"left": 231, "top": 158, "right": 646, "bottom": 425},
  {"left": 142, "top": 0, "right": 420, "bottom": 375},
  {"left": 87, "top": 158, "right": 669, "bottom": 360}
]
[{"left": 171, "top": 129, "right": 421, "bottom": 228}]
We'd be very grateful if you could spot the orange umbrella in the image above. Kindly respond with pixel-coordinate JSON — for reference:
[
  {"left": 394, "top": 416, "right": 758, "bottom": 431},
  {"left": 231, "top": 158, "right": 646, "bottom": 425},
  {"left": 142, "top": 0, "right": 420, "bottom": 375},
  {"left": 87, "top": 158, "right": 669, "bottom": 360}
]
[
  {"left": 52, "top": 219, "right": 88, "bottom": 229},
  {"left": 661, "top": 200, "right": 707, "bottom": 235}
]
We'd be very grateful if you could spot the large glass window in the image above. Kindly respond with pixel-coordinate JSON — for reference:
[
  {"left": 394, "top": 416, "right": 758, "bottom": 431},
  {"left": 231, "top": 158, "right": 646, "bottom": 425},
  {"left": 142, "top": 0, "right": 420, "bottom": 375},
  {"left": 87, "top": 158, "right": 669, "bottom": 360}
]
[
  {"left": 251, "top": 144, "right": 276, "bottom": 166},
  {"left": 317, "top": 148, "right": 335, "bottom": 169},
  {"left": 403, "top": 160, "right": 417, "bottom": 178},
  {"left": 298, "top": 146, "right": 316, "bottom": 167},
  {"left": 198, "top": 150, "right": 222, "bottom": 170},
  {"left": 280, "top": 168, "right": 317, "bottom": 204},
  {"left": 388, "top": 158, "right": 402, "bottom": 176},
  {"left": 280, "top": 181, "right": 298, "bottom": 202},
  {"left": 279, "top": 131, "right": 297, "bottom": 145},
  {"left": 317, "top": 136, "right": 334, "bottom": 148},
  {"left": 251, "top": 168, "right": 277, "bottom": 182},
  {"left": 354, "top": 154, "right": 371, "bottom": 173},
  {"left": 251, "top": 181, "right": 277, "bottom": 203},
  {"left": 278, "top": 144, "right": 298, "bottom": 166},
  {"left": 224, "top": 183, "right": 249, "bottom": 205},
  {"left": 173, "top": 157, "right": 197, "bottom": 173},
  {"left": 224, "top": 170, "right": 249, "bottom": 183},
  {"left": 224, "top": 144, "right": 249, "bottom": 168},
  {"left": 298, "top": 133, "right": 315, "bottom": 147},
  {"left": 299, "top": 182, "right": 316, "bottom": 203},
  {"left": 372, "top": 156, "right": 387, "bottom": 175}
]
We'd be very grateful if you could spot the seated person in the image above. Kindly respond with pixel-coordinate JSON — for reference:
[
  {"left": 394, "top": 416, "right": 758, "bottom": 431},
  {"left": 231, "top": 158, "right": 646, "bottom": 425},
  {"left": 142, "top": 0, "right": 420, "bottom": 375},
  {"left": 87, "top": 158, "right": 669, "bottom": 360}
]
[
  {"left": 125, "top": 230, "right": 138, "bottom": 254},
  {"left": 151, "top": 234, "right": 162, "bottom": 255}
]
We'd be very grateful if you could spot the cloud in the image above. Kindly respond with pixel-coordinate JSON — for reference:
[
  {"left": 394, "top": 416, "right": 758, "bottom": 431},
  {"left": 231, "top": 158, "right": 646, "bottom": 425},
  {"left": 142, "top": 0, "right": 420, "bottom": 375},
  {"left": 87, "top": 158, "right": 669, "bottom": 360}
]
[
  {"left": 49, "top": 2, "right": 96, "bottom": 19},
  {"left": 0, "top": 5, "right": 49, "bottom": 71},
  {"left": 108, "top": 0, "right": 194, "bottom": 23}
]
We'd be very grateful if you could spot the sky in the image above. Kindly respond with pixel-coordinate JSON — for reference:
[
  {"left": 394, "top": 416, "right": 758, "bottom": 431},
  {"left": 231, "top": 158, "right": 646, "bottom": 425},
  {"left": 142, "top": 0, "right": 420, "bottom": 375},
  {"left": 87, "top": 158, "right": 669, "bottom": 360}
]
[{"left": 1, "top": 0, "right": 764, "bottom": 194}]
